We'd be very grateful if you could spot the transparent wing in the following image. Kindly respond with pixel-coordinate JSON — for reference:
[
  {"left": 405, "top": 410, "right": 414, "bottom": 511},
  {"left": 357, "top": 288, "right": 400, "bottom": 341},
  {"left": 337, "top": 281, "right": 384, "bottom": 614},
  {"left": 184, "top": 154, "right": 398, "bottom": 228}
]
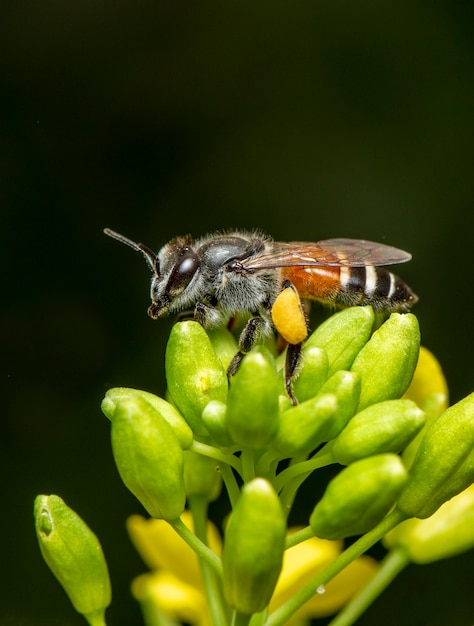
[{"left": 240, "top": 238, "right": 412, "bottom": 270}]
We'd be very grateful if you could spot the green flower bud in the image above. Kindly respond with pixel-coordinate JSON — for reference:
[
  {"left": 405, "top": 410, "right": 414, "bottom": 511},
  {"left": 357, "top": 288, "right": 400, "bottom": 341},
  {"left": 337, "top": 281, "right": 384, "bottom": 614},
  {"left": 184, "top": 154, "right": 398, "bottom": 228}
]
[
  {"left": 102, "top": 387, "right": 193, "bottom": 449},
  {"left": 273, "top": 393, "right": 338, "bottom": 457},
  {"left": 222, "top": 478, "right": 286, "bottom": 614},
  {"left": 34, "top": 495, "right": 111, "bottom": 626},
  {"left": 273, "top": 371, "right": 360, "bottom": 457},
  {"left": 305, "top": 306, "right": 374, "bottom": 376},
  {"left": 165, "top": 321, "right": 228, "bottom": 437},
  {"left": 310, "top": 454, "right": 408, "bottom": 540},
  {"left": 332, "top": 399, "right": 425, "bottom": 465},
  {"left": 183, "top": 450, "right": 222, "bottom": 502},
  {"left": 201, "top": 400, "right": 234, "bottom": 447},
  {"left": 318, "top": 369, "right": 361, "bottom": 424},
  {"left": 278, "top": 394, "right": 293, "bottom": 414},
  {"left": 226, "top": 348, "right": 279, "bottom": 449},
  {"left": 292, "top": 346, "right": 329, "bottom": 402},
  {"left": 110, "top": 396, "right": 185, "bottom": 520},
  {"left": 351, "top": 313, "right": 420, "bottom": 411},
  {"left": 207, "top": 327, "right": 239, "bottom": 371},
  {"left": 384, "top": 484, "right": 474, "bottom": 563},
  {"left": 397, "top": 391, "right": 474, "bottom": 518}
]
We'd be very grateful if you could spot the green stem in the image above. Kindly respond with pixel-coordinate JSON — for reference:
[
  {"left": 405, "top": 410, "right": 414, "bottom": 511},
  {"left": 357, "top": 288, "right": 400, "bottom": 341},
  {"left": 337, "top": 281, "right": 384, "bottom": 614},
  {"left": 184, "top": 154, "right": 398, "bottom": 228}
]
[
  {"left": 274, "top": 452, "right": 334, "bottom": 493},
  {"left": 231, "top": 611, "right": 252, "bottom": 626},
  {"left": 279, "top": 475, "right": 305, "bottom": 518},
  {"left": 168, "top": 518, "right": 222, "bottom": 577},
  {"left": 267, "top": 508, "right": 409, "bottom": 626},
  {"left": 218, "top": 462, "right": 241, "bottom": 509},
  {"left": 255, "top": 449, "right": 281, "bottom": 480},
  {"left": 327, "top": 547, "right": 410, "bottom": 626},
  {"left": 284, "top": 525, "right": 314, "bottom": 550},
  {"left": 249, "top": 609, "right": 268, "bottom": 626},
  {"left": 241, "top": 449, "right": 256, "bottom": 483},
  {"left": 139, "top": 599, "right": 180, "bottom": 626},
  {"left": 190, "top": 497, "right": 229, "bottom": 626},
  {"left": 278, "top": 453, "right": 335, "bottom": 516},
  {"left": 191, "top": 440, "right": 242, "bottom": 474},
  {"left": 84, "top": 611, "right": 107, "bottom": 626}
]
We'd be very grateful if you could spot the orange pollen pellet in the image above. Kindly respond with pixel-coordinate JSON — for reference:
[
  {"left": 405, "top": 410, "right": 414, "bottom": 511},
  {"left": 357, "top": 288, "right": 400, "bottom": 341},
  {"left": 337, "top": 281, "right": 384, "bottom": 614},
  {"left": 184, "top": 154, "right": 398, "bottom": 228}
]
[{"left": 271, "top": 288, "right": 308, "bottom": 345}]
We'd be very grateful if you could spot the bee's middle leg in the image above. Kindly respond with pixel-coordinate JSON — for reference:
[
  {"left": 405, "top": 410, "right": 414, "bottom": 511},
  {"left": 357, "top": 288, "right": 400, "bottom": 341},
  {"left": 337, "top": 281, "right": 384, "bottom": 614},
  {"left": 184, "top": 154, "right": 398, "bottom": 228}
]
[{"left": 227, "top": 314, "right": 268, "bottom": 377}]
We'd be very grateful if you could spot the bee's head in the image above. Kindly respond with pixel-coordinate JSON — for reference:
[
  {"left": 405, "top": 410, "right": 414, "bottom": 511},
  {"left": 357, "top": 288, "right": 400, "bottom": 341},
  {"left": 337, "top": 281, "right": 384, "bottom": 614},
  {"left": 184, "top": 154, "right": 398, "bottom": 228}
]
[
  {"left": 104, "top": 228, "right": 200, "bottom": 319},
  {"left": 148, "top": 235, "right": 200, "bottom": 318}
]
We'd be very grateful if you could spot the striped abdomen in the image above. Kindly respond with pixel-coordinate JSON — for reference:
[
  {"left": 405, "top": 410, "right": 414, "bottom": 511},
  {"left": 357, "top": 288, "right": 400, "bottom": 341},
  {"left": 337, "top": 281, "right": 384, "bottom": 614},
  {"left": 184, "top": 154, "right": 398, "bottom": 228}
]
[{"left": 282, "top": 265, "right": 418, "bottom": 313}]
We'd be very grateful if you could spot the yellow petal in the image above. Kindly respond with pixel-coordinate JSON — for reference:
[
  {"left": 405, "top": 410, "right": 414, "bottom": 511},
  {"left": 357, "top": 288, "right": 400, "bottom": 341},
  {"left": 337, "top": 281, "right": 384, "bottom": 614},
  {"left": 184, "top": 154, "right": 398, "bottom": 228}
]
[
  {"left": 294, "top": 555, "right": 378, "bottom": 618},
  {"left": 270, "top": 534, "right": 342, "bottom": 611},
  {"left": 132, "top": 570, "right": 211, "bottom": 626},
  {"left": 403, "top": 346, "right": 448, "bottom": 410},
  {"left": 269, "top": 532, "right": 378, "bottom": 622},
  {"left": 402, "top": 346, "right": 449, "bottom": 466},
  {"left": 127, "top": 511, "right": 222, "bottom": 589},
  {"left": 384, "top": 483, "right": 474, "bottom": 563}
]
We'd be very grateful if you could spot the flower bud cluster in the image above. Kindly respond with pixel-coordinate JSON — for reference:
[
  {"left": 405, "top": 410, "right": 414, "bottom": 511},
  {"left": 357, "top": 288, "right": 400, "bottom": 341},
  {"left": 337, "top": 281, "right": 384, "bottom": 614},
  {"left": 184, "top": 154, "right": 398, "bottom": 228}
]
[
  {"left": 35, "top": 305, "right": 474, "bottom": 626},
  {"left": 96, "top": 310, "right": 429, "bottom": 614},
  {"left": 162, "top": 310, "right": 422, "bottom": 460}
]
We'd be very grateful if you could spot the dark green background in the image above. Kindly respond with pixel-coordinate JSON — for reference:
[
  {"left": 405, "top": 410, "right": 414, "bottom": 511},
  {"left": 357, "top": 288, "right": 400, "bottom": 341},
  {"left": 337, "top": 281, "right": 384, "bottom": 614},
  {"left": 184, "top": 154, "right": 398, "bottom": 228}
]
[{"left": 2, "top": 2, "right": 473, "bottom": 625}]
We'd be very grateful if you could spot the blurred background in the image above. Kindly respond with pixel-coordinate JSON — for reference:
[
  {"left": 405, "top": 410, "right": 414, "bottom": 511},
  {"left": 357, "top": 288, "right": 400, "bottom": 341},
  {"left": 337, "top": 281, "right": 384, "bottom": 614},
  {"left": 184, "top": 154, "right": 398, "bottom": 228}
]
[{"left": 2, "top": 2, "right": 473, "bottom": 624}]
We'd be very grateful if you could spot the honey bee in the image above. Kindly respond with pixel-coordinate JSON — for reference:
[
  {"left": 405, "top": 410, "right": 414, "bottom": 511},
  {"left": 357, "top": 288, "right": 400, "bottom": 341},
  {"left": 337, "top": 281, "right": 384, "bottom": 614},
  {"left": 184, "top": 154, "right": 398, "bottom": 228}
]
[{"left": 104, "top": 228, "right": 418, "bottom": 403}]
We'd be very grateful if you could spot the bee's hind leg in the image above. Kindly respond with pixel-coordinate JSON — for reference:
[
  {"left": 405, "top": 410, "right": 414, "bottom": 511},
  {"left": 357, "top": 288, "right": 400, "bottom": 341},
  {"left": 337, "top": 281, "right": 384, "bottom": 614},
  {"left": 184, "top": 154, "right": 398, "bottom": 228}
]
[{"left": 285, "top": 342, "right": 302, "bottom": 406}]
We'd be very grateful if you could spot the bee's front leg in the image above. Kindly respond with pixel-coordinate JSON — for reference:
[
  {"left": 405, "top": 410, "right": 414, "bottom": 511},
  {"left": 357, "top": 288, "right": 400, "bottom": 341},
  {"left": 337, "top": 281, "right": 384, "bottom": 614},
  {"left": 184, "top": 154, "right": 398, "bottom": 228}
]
[{"left": 193, "top": 301, "right": 223, "bottom": 327}]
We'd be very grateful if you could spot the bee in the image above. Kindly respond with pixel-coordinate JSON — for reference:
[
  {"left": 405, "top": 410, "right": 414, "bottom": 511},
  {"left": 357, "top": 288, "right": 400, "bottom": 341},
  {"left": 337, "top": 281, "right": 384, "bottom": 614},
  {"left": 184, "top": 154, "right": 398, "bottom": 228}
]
[{"left": 104, "top": 228, "right": 418, "bottom": 404}]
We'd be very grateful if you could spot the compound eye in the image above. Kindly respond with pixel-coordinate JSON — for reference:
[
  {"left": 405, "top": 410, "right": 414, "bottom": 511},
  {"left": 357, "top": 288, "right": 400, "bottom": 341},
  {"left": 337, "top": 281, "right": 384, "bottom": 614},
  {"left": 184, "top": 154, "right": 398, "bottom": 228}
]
[
  {"left": 168, "top": 250, "right": 200, "bottom": 293},
  {"left": 177, "top": 253, "right": 198, "bottom": 277}
]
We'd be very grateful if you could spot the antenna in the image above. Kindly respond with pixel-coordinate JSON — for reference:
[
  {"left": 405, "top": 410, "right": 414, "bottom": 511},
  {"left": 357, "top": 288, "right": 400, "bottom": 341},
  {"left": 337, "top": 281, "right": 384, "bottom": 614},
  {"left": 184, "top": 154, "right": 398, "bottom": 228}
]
[{"left": 103, "top": 228, "right": 157, "bottom": 272}]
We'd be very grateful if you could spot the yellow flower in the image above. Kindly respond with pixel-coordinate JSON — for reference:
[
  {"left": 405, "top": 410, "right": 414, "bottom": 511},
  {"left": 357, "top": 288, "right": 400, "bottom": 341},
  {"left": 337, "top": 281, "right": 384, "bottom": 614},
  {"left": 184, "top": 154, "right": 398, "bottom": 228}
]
[
  {"left": 402, "top": 346, "right": 449, "bottom": 467},
  {"left": 128, "top": 511, "right": 221, "bottom": 589},
  {"left": 384, "top": 483, "right": 474, "bottom": 564},
  {"left": 128, "top": 511, "right": 220, "bottom": 626},
  {"left": 271, "top": 534, "right": 377, "bottom": 622},
  {"left": 403, "top": 345, "right": 448, "bottom": 411},
  {"left": 132, "top": 570, "right": 211, "bottom": 626},
  {"left": 127, "top": 513, "right": 378, "bottom": 626}
]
